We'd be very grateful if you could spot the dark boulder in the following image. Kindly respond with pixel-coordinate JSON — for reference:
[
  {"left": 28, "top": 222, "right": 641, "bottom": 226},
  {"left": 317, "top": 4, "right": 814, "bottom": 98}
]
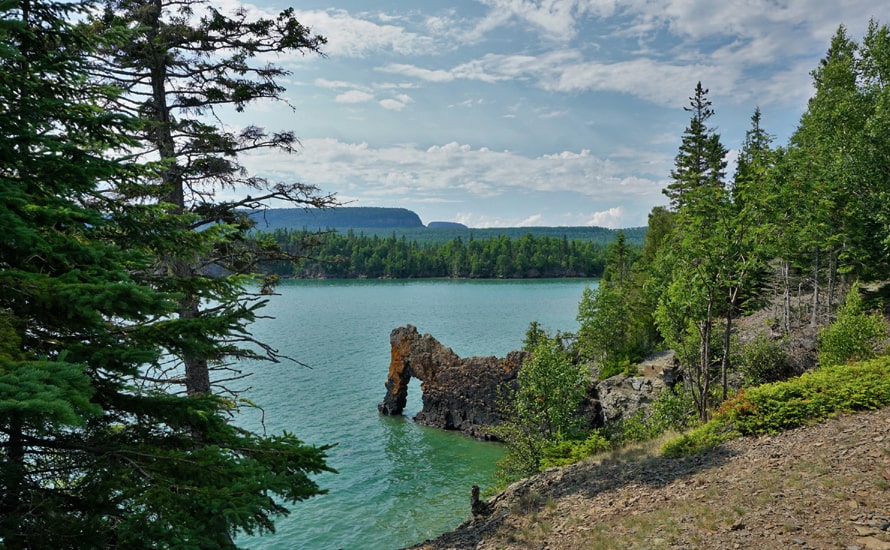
[{"left": 378, "top": 325, "right": 526, "bottom": 439}]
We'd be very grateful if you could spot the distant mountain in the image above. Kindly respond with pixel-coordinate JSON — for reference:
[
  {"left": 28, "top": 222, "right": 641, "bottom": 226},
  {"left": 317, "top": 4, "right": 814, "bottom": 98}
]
[
  {"left": 427, "top": 221, "right": 468, "bottom": 229},
  {"left": 248, "top": 207, "right": 424, "bottom": 230},
  {"left": 248, "top": 207, "right": 646, "bottom": 246}
]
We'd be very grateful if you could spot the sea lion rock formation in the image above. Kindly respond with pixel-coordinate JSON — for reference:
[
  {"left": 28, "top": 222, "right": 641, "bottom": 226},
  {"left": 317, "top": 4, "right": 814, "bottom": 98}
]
[{"left": 378, "top": 325, "right": 526, "bottom": 439}]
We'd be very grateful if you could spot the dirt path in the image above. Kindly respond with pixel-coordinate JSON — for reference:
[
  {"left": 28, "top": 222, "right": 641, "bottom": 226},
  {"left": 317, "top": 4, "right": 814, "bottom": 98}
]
[{"left": 411, "top": 407, "right": 890, "bottom": 549}]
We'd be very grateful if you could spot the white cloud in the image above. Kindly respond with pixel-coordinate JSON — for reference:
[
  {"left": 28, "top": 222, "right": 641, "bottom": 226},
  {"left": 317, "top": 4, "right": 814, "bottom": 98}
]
[
  {"left": 362, "top": 1, "right": 879, "bottom": 111},
  {"left": 379, "top": 95, "right": 413, "bottom": 110},
  {"left": 586, "top": 206, "right": 626, "bottom": 229},
  {"left": 291, "top": 9, "right": 437, "bottom": 57},
  {"left": 378, "top": 64, "right": 456, "bottom": 82},
  {"left": 335, "top": 90, "right": 375, "bottom": 103},
  {"left": 454, "top": 212, "right": 540, "bottom": 228},
  {"left": 517, "top": 214, "right": 544, "bottom": 226},
  {"left": 315, "top": 78, "right": 364, "bottom": 90},
  {"left": 471, "top": 0, "right": 619, "bottom": 42},
  {"left": 240, "top": 138, "right": 663, "bottom": 210}
]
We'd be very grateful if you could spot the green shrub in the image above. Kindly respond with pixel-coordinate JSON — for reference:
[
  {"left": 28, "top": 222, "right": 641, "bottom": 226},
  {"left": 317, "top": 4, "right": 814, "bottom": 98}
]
[
  {"left": 662, "top": 357, "right": 890, "bottom": 456},
  {"left": 738, "top": 333, "right": 793, "bottom": 386},
  {"left": 818, "top": 282, "right": 888, "bottom": 367},
  {"left": 649, "top": 383, "right": 698, "bottom": 433},
  {"left": 661, "top": 420, "right": 739, "bottom": 457},
  {"left": 540, "top": 383, "right": 699, "bottom": 466},
  {"left": 541, "top": 431, "right": 611, "bottom": 469},
  {"left": 489, "top": 422, "right": 546, "bottom": 486},
  {"left": 492, "top": 335, "right": 590, "bottom": 487}
]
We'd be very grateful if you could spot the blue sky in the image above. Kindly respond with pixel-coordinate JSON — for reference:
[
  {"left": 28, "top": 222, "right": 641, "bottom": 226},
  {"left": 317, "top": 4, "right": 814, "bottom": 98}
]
[{"left": 221, "top": 0, "right": 885, "bottom": 228}]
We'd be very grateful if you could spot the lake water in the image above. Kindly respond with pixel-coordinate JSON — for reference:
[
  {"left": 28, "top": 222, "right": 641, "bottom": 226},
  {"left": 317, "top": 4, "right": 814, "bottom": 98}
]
[{"left": 237, "top": 278, "right": 596, "bottom": 549}]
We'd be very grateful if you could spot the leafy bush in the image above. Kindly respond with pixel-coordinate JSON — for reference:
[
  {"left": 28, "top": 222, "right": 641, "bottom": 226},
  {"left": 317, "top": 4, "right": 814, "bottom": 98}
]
[
  {"left": 541, "top": 432, "right": 611, "bottom": 469},
  {"left": 489, "top": 422, "right": 547, "bottom": 485},
  {"left": 491, "top": 335, "right": 590, "bottom": 486},
  {"left": 738, "top": 333, "right": 793, "bottom": 386},
  {"left": 537, "top": 383, "right": 698, "bottom": 469},
  {"left": 818, "top": 282, "right": 888, "bottom": 367},
  {"left": 649, "top": 383, "right": 698, "bottom": 433},
  {"left": 662, "top": 357, "right": 890, "bottom": 457}
]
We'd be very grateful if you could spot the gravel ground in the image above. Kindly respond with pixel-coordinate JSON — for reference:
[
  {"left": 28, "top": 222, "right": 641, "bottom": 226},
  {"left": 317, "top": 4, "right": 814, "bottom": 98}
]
[{"left": 410, "top": 406, "right": 890, "bottom": 550}]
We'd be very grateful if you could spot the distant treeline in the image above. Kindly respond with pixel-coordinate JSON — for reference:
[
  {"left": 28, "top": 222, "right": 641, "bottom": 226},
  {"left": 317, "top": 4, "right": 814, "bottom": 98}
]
[
  {"left": 355, "top": 225, "right": 647, "bottom": 247},
  {"left": 261, "top": 229, "right": 612, "bottom": 278}
]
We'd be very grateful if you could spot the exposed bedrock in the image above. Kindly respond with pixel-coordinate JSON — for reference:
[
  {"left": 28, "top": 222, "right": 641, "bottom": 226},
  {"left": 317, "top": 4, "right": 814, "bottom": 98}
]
[
  {"left": 594, "top": 350, "right": 679, "bottom": 424},
  {"left": 377, "top": 325, "right": 527, "bottom": 439}
]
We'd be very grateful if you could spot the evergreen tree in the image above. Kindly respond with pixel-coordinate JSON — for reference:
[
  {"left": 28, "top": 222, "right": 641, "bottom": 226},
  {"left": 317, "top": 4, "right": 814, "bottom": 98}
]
[
  {"left": 656, "top": 82, "right": 730, "bottom": 420},
  {"left": 86, "top": 0, "right": 338, "bottom": 395},
  {"left": 1, "top": 2, "right": 332, "bottom": 546},
  {"left": 786, "top": 25, "right": 870, "bottom": 323},
  {"left": 664, "top": 82, "right": 727, "bottom": 211}
]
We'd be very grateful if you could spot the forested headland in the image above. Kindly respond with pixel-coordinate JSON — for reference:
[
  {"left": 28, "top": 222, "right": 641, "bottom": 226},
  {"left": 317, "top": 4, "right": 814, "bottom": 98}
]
[
  {"left": 249, "top": 207, "right": 646, "bottom": 279},
  {"left": 260, "top": 229, "right": 614, "bottom": 278}
]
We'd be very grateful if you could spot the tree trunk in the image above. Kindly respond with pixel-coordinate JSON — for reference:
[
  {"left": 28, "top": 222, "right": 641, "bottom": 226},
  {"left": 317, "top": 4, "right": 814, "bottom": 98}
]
[
  {"left": 1, "top": 414, "right": 25, "bottom": 549},
  {"left": 145, "top": 0, "right": 210, "bottom": 396},
  {"left": 782, "top": 260, "right": 791, "bottom": 333},
  {"left": 811, "top": 248, "right": 820, "bottom": 326},
  {"left": 698, "top": 299, "right": 714, "bottom": 422},
  {"left": 721, "top": 288, "right": 738, "bottom": 401},
  {"left": 827, "top": 248, "right": 838, "bottom": 318}
]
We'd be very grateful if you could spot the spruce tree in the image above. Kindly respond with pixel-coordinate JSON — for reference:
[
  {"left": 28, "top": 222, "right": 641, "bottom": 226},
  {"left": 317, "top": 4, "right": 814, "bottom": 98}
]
[
  {"left": 656, "top": 82, "right": 730, "bottom": 420},
  {"left": 1, "top": 1, "right": 332, "bottom": 546},
  {"left": 85, "top": 0, "right": 338, "bottom": 395},
  {"left": 664, "top": 81, "right": 727, "bottom": 212}
]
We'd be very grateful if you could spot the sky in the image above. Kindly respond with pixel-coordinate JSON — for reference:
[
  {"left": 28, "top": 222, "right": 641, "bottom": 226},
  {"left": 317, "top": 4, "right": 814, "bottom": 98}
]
[{"left": 219, "top": 0, "right": 886, "bottom": 229}]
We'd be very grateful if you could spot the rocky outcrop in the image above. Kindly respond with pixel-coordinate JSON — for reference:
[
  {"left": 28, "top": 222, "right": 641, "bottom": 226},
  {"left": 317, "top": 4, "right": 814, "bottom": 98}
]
[
  {"left": 594, "top": 350, "right": 679, "bottom": 424},
  {"left": 595, "top": 375, "right": 664, "bottom": 424},
  {"left": 378, "top": 325, "right": 526, "bottom": 439},
  {"left": 378, "top": 328, "right": 680, "bottom": 438}
]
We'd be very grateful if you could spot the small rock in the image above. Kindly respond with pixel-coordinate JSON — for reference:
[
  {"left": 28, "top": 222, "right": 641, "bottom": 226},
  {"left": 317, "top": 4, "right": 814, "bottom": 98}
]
[{"left": 857, "top": 536, "right": 890, "bottom": 550}]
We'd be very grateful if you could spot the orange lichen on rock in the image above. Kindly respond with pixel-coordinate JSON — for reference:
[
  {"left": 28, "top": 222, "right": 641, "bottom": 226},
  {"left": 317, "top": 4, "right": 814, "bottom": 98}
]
[{"left": 387, "top": 336, "right": 412, "bottom": 396}]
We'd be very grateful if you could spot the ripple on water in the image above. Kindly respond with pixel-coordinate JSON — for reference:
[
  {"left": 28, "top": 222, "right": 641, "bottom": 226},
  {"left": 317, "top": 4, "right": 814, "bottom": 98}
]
[{"left": 237, "top": 279, "right": 595, "bottom": 549}]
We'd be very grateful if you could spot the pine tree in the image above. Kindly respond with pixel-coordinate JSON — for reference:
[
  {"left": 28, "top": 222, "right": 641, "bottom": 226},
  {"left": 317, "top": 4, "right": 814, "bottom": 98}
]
[
  {"left": 1, "top": 2, "right": 332, "bottom": 546},
  {"left": 664, "top": 82, "right": 727, "bottom": 212},
  {"left": 656, "top": 82, "right": 731, "bottom": 420},
  {"left": 86, "top": 0, "right": 338, "bottom": 395}
]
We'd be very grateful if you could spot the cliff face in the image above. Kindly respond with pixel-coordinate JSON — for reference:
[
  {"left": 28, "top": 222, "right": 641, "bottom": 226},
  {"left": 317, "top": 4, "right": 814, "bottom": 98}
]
[{"left": 378, "top": 325, "right": 526, "bottom": 439}]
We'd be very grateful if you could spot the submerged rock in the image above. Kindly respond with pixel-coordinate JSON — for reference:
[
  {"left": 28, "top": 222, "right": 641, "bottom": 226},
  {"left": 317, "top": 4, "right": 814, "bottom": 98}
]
[{"left": 378, "top": 325, "right": 526, "bottom": 439}]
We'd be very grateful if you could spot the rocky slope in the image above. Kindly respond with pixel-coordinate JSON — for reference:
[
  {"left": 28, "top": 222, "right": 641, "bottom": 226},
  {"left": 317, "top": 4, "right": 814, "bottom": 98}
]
[{"left": 411, "top": 406, "right": 890, "bottom": 549}]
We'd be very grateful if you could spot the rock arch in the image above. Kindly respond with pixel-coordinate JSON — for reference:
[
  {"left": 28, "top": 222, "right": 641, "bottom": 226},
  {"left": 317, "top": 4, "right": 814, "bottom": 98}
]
[{"left": 377, "top": 325, "right": 526, "bottom": 439}]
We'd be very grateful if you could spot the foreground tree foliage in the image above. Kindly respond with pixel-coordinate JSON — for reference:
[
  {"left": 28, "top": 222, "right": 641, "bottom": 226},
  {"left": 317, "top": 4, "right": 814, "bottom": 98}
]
[
  {"left": 85, "top": 0, "right": 338, "bottom": 395},
  {"left": 1, "top": 1, "right": 332, "bottom": 546},
  {"left": 525, "top": 19, "right": 890, "bottom": 473}
]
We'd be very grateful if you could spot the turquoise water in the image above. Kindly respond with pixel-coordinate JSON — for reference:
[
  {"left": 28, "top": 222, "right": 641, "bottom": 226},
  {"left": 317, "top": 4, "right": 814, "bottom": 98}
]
[{"left": 237, "top": 278, "right": 596, "bottom": 549}]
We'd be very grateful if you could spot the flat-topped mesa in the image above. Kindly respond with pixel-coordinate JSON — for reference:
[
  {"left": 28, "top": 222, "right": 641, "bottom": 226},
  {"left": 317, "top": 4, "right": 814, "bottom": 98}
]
[{"left": 378, "top": 325, "right": 527, "bottom": 439}]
